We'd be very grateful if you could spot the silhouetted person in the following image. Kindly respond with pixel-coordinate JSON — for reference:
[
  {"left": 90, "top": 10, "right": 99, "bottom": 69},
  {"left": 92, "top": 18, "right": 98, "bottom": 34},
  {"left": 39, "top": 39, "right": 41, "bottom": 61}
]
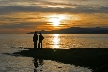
[
  {"left": 38, "top": 32, "right": 44, "bottom": 48},
  {"left": 33, "top": 31, "right": 38, "bottom": 48}
]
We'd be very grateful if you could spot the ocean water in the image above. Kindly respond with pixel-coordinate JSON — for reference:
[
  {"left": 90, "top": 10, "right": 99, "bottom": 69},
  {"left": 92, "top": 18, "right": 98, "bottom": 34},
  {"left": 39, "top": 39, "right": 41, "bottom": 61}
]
[
  {"left": 0, "top": 34, "right": 108, "bottom": 48},
  {"left": 0, "top": 34, "right": 108, "bottom": 72}
]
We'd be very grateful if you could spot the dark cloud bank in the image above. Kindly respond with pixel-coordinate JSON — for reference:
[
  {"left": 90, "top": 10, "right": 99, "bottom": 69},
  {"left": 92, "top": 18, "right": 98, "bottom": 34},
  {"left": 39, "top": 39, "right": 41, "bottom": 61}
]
[{"left": 0, "top": 5, "right": 108, "bottom": 14}]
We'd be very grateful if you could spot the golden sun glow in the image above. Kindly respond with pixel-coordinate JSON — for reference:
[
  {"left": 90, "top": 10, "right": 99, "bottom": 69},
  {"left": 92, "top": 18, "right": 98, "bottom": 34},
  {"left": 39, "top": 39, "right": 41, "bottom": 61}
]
[
  {"left": 48, "top": 15, "right": 66, "bottom": 26},
  {"left": 49, "top": 18, "right": 60, "bottom": 26}
]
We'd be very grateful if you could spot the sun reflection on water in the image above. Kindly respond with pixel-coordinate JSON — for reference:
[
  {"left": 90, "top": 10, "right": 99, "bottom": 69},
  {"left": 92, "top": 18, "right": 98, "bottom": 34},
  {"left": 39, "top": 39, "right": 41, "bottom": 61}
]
[{"left": 53, "top": 34, "right": 60, "bottom": 48}]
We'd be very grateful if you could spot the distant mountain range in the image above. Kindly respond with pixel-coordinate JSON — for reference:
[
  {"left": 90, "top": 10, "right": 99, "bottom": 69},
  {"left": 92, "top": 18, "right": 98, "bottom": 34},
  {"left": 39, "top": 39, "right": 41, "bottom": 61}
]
[{"left": 27, "top": 27, "right": 108, "bottom": 34}]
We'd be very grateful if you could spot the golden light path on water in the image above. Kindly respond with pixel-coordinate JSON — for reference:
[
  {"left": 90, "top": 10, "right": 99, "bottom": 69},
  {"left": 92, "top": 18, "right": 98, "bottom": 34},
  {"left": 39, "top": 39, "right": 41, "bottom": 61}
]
[{"left": 53, "top": 34, "right": 60, "bottom": 48}]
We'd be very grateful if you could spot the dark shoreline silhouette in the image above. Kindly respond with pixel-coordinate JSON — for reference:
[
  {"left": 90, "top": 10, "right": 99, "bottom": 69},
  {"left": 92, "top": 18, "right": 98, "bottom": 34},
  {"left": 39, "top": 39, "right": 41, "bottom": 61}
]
[
  {"left": 11, "top": 48, "right": 108, "bottom": 72},
  {"left": 27, "top": 27, "right": 108, "bottom": 34}
]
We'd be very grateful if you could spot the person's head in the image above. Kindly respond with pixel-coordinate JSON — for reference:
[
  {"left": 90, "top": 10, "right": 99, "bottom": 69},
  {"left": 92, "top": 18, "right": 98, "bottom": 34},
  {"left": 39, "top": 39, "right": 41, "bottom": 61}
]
[{"left": 35, "top": 31, "right": 37, "bottom": 34}]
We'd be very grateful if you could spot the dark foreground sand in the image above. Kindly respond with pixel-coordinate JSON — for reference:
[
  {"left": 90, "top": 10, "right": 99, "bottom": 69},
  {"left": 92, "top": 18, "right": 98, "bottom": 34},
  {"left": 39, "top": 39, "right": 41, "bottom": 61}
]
[{"left": 12, "top": 48, "right": 108, "bottom": 72}]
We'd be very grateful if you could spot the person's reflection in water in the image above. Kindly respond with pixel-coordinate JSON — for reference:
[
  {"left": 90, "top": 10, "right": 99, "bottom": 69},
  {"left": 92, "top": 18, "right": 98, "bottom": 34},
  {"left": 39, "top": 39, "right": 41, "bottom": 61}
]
[
  {"left": 39, "top": 58, "right": 43, "bottom": 66},
  {"left": 34, "top": 58, "right": 38, "bottom": 72},
  {"left": 34, "top": 57, "right": 43, "bottom": 72}
]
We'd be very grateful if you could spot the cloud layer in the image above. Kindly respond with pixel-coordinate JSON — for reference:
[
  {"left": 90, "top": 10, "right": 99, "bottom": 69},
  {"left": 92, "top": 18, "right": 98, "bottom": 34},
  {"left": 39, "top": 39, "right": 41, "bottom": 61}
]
[{"left": 0, "top": 0, "right": 108, "bottom": 33}]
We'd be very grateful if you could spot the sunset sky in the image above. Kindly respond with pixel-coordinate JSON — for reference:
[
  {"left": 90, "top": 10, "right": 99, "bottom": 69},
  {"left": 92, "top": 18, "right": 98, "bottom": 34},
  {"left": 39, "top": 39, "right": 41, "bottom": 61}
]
[{"left": 0, "top": 0, "right": 108, "bottom": 33}]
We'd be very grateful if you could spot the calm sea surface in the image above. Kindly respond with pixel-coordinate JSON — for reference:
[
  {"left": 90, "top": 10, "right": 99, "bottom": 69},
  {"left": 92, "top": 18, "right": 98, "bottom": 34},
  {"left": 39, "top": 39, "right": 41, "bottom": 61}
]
[
  {"left": 0, "top": 34, "right": 108, "bottom": 72},
  {"left": 0, "top": 34, "right": 108, "bottom": 48}
]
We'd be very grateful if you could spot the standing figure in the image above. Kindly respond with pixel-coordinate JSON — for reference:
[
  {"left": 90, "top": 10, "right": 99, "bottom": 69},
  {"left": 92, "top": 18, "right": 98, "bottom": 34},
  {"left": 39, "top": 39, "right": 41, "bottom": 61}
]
[
  {"left": 38, "top": 32, "right": 44, "bottom": 48},
  {"left": 33, "top": 31, "right": 38, "bottom": 48}
]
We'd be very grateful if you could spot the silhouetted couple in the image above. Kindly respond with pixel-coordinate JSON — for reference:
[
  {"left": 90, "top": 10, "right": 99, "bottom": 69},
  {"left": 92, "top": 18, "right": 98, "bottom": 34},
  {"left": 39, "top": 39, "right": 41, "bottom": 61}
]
[{"left": 33, "top": 31, "right": 44, "bottom": 48}]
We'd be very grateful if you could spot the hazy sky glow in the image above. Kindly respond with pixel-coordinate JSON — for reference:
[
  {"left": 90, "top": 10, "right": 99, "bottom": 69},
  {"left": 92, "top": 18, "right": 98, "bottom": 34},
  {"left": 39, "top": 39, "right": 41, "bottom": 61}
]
[{"left": 0, "top": 0, "right": 108, "bottom": 33}]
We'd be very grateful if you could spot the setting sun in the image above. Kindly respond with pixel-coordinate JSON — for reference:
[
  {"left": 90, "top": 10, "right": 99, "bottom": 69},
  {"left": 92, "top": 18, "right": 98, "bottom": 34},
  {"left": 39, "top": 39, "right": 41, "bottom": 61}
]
[
  {"left": 49, "top": 18, "right": 60, "bottom": 26},
  {"left": 48, "top": 15, "right": 66, "bottom": 26}
]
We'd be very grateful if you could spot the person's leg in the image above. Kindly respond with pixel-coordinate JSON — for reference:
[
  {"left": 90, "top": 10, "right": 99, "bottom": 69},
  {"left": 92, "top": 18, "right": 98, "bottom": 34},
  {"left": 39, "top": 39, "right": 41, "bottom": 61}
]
[
  {"left": 34, "top": 42, "right": 35, "bottom": 48},
  {"left": 36, "top": 41, "right": 37, "bottom": 48},
  {"left": 38, "top": 42, "right": 40, "bottom": 48},
  {"left": 34, "top": 42, "right": 37, "bottom": 48},
  {"left": 41, "top": 42, "right": 42, "bottom": 48}
]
